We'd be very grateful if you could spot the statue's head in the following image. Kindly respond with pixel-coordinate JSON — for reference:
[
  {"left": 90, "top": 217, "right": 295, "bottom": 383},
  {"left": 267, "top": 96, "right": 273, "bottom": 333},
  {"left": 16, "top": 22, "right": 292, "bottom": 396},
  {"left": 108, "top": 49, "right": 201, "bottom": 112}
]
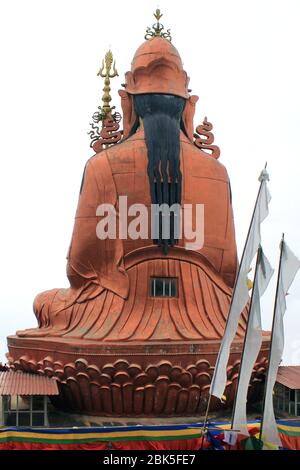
[
  {"left": 125, "top": 37, "right": 190, "bottom": 98},
  {"left": 119, "top": 37, "right": 199, "bottom": 142}
]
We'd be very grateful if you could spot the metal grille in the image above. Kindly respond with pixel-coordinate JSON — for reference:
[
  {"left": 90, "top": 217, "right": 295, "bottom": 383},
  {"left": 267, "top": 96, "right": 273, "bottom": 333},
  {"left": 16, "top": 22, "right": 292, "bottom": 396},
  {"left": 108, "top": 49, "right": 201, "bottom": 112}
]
[{"left": 150, "top": 278, "right": 177, "bottom": 297}]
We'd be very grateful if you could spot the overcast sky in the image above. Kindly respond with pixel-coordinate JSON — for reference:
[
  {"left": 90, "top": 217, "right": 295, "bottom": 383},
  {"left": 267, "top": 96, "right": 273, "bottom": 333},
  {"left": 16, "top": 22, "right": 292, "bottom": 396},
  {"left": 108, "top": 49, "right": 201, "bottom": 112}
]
[{"left": 0, "top": 0, "right": 299, "bottom": 364}]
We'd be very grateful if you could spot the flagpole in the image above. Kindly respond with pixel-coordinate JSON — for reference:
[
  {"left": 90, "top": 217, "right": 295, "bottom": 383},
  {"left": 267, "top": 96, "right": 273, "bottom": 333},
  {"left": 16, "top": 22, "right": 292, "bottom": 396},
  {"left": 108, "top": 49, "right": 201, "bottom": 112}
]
[
  {"left": 203, "top": 163, "right": 268, "bottom": 424},
  {"left": 258, "top": 234, "right": 285, "bottom": 443},
  {"left": 200, "top": 393, "right": 212, "bottom": 449},
  {"left": 230, "top": 246, "right": 262, "bottom": 429}
]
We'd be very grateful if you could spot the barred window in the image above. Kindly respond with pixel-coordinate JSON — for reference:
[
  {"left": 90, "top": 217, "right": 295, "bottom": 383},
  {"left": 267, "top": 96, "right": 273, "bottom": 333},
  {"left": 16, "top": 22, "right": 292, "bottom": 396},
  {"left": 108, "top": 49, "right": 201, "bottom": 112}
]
[{"left": 150, "top": 278, "right": 177, "bottom": 297}]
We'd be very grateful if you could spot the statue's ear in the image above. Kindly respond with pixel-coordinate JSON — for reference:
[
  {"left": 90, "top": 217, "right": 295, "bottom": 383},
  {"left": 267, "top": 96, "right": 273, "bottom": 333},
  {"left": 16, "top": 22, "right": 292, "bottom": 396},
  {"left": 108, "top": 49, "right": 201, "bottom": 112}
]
[
  {"left": 182, "top": 95, "right": 199, "bottom": 142},
  {"left": 118, "top": 89, "right": 137, "bottom": 139}
]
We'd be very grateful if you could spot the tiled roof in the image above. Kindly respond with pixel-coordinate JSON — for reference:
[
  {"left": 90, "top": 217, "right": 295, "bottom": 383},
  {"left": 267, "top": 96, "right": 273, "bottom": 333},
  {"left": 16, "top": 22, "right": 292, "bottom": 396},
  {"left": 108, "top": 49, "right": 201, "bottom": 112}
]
[
  {"left": 277, "top": 366, "right": 300, "bottom": 390},
  {"left": 0, "top": 371, "right": 59, "bottom": 395}
]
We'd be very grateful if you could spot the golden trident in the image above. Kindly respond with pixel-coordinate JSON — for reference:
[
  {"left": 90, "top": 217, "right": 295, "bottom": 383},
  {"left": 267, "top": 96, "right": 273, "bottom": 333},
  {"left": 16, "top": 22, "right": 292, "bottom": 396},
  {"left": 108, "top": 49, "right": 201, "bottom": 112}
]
[{"left": 97, "top": 50, "right": 118, "bottom": 116}]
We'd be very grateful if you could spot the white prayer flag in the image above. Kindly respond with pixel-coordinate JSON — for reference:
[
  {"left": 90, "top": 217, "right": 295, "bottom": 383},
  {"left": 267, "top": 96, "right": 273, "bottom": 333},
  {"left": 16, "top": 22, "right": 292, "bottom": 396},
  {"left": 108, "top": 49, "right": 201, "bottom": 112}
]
[
  {"left": 232, "top": 248, "right": 274, "bottom": 435},
  {"left": 210, "top": 169, "right": 271, "bottom": 399},
  {"left": 223, "top": 430, "right": 238, "bottom": 446},
  {"left": 261, "top": 240, "right": 300, "bottom": 449}
]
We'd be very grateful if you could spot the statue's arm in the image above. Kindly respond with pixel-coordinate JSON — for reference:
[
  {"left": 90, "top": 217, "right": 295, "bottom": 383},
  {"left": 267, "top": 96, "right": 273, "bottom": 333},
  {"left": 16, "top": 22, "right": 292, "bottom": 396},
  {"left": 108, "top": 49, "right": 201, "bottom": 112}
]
[
  {"left": 66, "top": 158, "right": 102, "bottom": 289},
  {"left": 66, "top": 154, "right": 129, "bottom": 299}
]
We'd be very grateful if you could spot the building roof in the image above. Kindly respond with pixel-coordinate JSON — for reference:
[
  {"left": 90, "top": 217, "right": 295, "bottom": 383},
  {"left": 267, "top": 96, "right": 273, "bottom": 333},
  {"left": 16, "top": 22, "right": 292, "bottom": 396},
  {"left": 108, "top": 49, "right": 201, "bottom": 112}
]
[
  {"left": 0, "top": 371, "right": 59, "bottom": 396},
  {"left": 277, "top": 366, "right": 300, "bottom": 390}
]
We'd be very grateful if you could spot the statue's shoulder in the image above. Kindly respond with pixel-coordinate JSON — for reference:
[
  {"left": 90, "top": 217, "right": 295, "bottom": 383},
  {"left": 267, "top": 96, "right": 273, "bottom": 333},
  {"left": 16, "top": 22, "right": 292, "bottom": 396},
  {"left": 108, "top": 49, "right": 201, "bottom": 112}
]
[
  {"left": 181, "top": 137, "right": 229, "bottom": 182},
  {"left": 85, "top": 151, "right": 109, "bottom": 172},
  {"left": 97, "top": 132, "right": 147, "bottom": 174}
]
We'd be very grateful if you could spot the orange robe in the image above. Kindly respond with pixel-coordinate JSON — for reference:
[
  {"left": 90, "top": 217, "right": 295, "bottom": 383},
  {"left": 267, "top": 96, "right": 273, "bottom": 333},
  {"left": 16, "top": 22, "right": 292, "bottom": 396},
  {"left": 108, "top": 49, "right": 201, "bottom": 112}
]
[{"left": 18, "top": 129, "right": 245, "bottom": 341}]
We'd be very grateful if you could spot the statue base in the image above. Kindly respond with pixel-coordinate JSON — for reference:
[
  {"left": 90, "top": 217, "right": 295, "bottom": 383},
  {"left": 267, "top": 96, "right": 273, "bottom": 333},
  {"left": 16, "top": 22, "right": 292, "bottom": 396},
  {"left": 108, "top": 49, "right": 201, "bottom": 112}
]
[{"left": 7, "top": 335, "right": 270, "bottom": 416}]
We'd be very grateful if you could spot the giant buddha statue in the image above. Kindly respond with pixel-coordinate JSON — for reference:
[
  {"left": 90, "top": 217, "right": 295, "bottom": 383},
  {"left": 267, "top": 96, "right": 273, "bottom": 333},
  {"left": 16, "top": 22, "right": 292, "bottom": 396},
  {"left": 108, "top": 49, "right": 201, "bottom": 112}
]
[{"left": 7, "top": 11, "right": 270, "bottom": 416}]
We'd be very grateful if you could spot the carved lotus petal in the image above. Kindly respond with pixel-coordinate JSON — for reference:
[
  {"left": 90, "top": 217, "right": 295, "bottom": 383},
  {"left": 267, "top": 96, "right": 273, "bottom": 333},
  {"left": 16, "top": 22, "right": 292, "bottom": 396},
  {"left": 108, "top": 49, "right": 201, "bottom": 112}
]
[
  {"left": 114, "top": 371, "right": 130, "bottom": 385},
  {"left": 178, "top": 371, "right": 193, "bottom": 388},
  {"left": 114, "top": 359, "right": 130, "bottom": 371},
  {"left": 195, "top": 359, "right": 210, "bottom": 372},
  {"left": 145, "top": 365, "right": 159, "bottom": 382},
  {"left": 128, "top": 364, "right": 142, "bottom": 377},
  {"left": 133, "top": 372, "right": 150, "bottom": 387},
  {"left": 75, "top": 358, "right": 88, "bottom": 371}
]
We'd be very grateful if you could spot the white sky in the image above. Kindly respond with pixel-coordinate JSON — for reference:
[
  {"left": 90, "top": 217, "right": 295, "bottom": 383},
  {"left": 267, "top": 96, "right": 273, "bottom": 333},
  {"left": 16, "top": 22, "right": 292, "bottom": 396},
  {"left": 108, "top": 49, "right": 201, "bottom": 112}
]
[{"left": 0, "top": 0, "right": 299, "bottom": 364}]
